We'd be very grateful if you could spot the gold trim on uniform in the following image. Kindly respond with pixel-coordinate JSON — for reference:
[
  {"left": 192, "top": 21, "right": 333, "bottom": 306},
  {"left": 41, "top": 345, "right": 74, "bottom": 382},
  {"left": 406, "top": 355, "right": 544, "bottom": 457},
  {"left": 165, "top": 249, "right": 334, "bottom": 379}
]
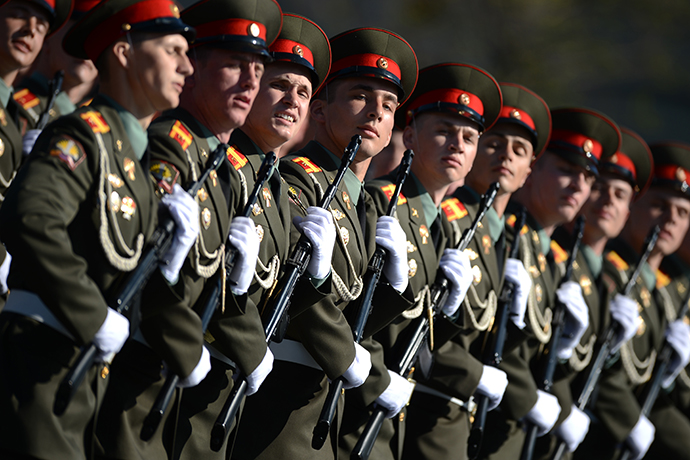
[
  {"left": 342, "top": 191, "right": 352, "bottom": 209},
  {"left": 120, "top": 196, "right": 136, "bottom": 220},
  {"left": 538, "top": 252, "right": 547, "bottom": 272},
  {"left": 197, "top": 187, "right": 208, "bottom": 202},
  {"left": 340, "top": 227, "right": 350, "bottom": 245},
  {"left": 535, "top": 283, "right": 543, "bottom": 303},
  {"left": 116, "top": 139, "right": 122, "bottom": 151},
  {"left": 640, "top": 287, "right": 651, "bottom": 308},
  {"left": 201, "top": 208, "right": 211, "bottom": 229},
  {"left": 256, "top": 224, "right": 264, "bottom": 242},
  {"left": 532, "top": 230, "right": 539, "bottom": 245},
  {"left": 408, "top": 258, "right": 418, "bottom": 278},
  {"left": 482, "top": 235, "right": 492, "bottom": 254},
  {"left": 419, "top": 225, "right": 430, "bottom": 244},
  {"left": 200, "top": 148, "right": 207, "bottom": 158},
  {"left": 411, "top": 208, "right": 419, "bottom": 218},
  {"left": 580, "top": 275, "right": 592, "bottom": 296},
  {"left": 472, "top": 265, "right": 482, "bottom": 285},
  {"left": 210, "top": 170, "right": 218, "bottom": 187},
  {"left": 123, "top": 157, "right": 136, "bottom": 181}
]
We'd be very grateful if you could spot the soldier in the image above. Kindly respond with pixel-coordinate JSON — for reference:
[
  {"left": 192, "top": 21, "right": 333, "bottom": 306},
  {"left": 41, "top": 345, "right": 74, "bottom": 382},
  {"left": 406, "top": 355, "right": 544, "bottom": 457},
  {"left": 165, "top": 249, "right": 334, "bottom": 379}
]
[
  {"left": 233, "top": 27, "right": 419, "bottom": 460},
  {"left": 0, "top": 0, "right": 200, "bottom": 458},
  {"left": 575, "top": 143, "right": 690, "bottom": 460}
]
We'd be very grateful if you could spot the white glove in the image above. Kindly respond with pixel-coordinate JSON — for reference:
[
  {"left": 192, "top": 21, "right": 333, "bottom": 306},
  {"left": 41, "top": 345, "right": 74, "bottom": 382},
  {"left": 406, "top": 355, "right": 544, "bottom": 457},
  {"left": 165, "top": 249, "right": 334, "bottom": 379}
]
[
  {"left": 554, "top": 405, "right": 590, "bottom": 452},
  {"left": 609, "top": 294, "right": 638, "bottom": 354},
  {"left": 293, "top": 206, "right": 335, "bottom": 279},
  {"left": 227, "top": 216, "right": 261, "bottom": 295},
  {"left": 246, "top": 347, "right": 274, "bottom": 396},
  {"left": 524, "top": 389, "right": 561, "bottom": 436},
  {"left": 0, "top": 251, "right": 11, "bottom": 294},
  {"left": 93, "top": 308, "right": 130, "bottom": 362},
  {"left": 475, "top": 365, "right": 508, "bottom": 411},
  {"left": 504, "top": 258, "right": 532, "bottom": 329},
  {"left": 439, "top": 248, "right": 473, "bottom": 316},
  {"left": 375, "top": 370, "right": 415, "bottom": 418},
  {"left": 662, "top": 319, "right": 690, "bottom": 388},
  {"left": 625, "top": 414, "right": 655, "bottom": 460},
  {"left": 177, "top": 346, "right": 211, "bottom": 388},
  {"left": 375, "top": 216, "right": 408, "bottom": 293},
  {"left": 22, "top": 129, "right": 41, "bottom": 155},
  {"left": 160, "top": 184, "right": 200, "bottom": 284},
  {"left": 555, "top": 281, "right": 589, "bottom": 360},
  {"left": 341, "top": 342, "right": 372, "bottom": 390}
]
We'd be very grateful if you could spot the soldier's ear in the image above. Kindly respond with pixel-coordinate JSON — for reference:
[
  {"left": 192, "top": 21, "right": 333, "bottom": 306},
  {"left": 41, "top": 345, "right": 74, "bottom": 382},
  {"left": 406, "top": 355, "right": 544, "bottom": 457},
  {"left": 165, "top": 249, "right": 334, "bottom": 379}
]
[
  {"left": 402, "top": 125, "right": 416, "bottom": 150},
  {"left": 111, "top": 40, "right": 131, "bottom": 70},
  {"left": 310, "top": 98, "right": 326, "bottom": 125}
]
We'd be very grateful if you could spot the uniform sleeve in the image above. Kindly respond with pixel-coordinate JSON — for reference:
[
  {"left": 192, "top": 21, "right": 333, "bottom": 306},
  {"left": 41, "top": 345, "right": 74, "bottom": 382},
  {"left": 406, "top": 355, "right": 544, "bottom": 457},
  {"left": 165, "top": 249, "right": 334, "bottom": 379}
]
[
  {"left": 499, "top": 344, "right": 539, "bottom": 419},
  {"left": 591, "top": 357, "right": 641, "bottom": 442},
  {"left": 421, "top": 339, "right": 485, "bottom": 401},
  {"left": 345, "top": 336, "right": 392, "bottom": 408}
]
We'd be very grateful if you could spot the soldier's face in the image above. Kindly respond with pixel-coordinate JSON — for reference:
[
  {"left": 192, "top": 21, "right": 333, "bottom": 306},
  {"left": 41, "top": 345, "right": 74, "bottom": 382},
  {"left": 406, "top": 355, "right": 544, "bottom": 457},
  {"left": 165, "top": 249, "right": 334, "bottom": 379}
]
[
  {"left": 467, "top": 123, "right": 533, "bottom": 196},
  {"left": 0, "top": 0, "right": 49, "bottom": 71},
  {"left": 580, "top": 175, "right": 632, "bottom": 240},
  {"left": 403, "top": 112, "right": 479, "bottom": 190},
  {"left": 241, "top": 62, "right": 312, "bottom": 154},
  {"left": 625, "top": 188, "right": 690, "bottom": 256},
  {"left": 188, "top": 49, "right": 264, "bottom": 130}
]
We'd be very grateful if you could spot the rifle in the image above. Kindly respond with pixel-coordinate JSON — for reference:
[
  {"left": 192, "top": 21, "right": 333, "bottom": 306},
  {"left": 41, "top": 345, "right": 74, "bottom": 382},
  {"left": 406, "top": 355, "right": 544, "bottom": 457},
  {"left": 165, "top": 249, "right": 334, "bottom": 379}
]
[
  {"left": 139, "top": 151, "right": 277, "bottom": 441},
  {"left": 53, "top": 143, "right": 229, "bottom": 417},
  {"left": 36, "top": 70, "right": 64, "bottom": 130},
  {"left": 351, "top": 182, "right": 500, "bottom": 460},
  {"left": 468, "top": 206, "right": 527, "bottom": 459},
  {"left": 519, "top": 216, "right": 585, "bottom": 460},
  {"left": 311, "top": 149, "right": 415, "bottom": 450},
  {"left": 209, "top": 135, "right": 362, "bottom": 452},
  {"left": 551, "top": 225, "right": 660, "bottom": 460}
]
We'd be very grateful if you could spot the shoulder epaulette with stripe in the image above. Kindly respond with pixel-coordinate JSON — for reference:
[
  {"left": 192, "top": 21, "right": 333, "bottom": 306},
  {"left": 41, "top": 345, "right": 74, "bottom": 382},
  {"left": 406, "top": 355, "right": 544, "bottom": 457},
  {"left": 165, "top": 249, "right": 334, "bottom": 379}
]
[
  {"left": 550, "top": 240, "right": 569, "bottom": 265},
  {"left": 168, "top": 120, "right": 192, "bottom": 151},
  {"left": 656, "top": 268, "right": 671, "bottom": 290},
  {"left": 606, "top": 250, "right": 629, "bottom": 272},
  {"left": 506, "top": 214, "right": 529, "bottom": 235},
  {"left": 80, "top": 111, "right": 110, "bottom": 133},
  {"left": 13, "top": 88, "right": 40, "bottom": 110},
  {"left": 291, "top": 156, "right": 322, "bottom": 174},
  {"left": 441, "top": 197, "right": 468, "bottom": 222},
  {"left": 379, "top": 183, "right": 407, "bottom": 205},
  {"left": 227, "top": 145, "right": 247, "bottom": 170}
]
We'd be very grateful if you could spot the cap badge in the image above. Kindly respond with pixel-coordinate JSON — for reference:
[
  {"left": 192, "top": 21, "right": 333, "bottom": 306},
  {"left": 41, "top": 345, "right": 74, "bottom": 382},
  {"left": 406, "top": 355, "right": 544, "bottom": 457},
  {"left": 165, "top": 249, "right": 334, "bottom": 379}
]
[
  {"left": 248, "top": 23, "right": 260, "bottom": 37},
  {"left": 169, "top": 4, "right": 180, "bottom": 18},
  {"left": 459, "top": 93, "right": 471, "bottom": 106},
  {"left": 510, "top": 109, "right": 521, "bottom": 120},
  {"left": 610, "top": 154, "right": 618, "bottom": 164},
  {"left": 583, "top": 139, "right": 594, "bottom": 154},
  {"left": 677, "top": 167, "right": 687, "bottom": 182},
  {"left": 377, "top": 57, "right": 388, "bottom": 69},
  {"left": 293, "top": 45, "right": 303, "bottom": 57},
  {"left": 122, "top": 23, "right": 131, "bottom": 31}
]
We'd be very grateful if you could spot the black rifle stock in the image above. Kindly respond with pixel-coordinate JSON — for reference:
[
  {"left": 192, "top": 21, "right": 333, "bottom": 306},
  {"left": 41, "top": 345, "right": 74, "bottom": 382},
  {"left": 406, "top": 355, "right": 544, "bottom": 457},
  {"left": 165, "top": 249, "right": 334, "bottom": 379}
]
[
  {"left": 468, "top": 206, "right": 527, "bottom": 459},
  {"left": 36, "top": 70, "right": 64, "bottom": 130},
  {"left": 139, "top": 152, "right": 277, "bottom": 441},
  {"left": 209, "top": 135, "right": 362, "bottom": 452},
  {"left": 351, "top": 182, "right": 500, "bottom": 460},
  {"left": 551, "top": 225, "right": 660, "bottom": 460},
  {"left": 519, "top": 216, "right": 585, "bottom": 460},
  {"left": 311, "top": 149, "right": 415, "bottom": 450},
  {"left": 53, "top": 144, "right": 229, "bottom": 417}
]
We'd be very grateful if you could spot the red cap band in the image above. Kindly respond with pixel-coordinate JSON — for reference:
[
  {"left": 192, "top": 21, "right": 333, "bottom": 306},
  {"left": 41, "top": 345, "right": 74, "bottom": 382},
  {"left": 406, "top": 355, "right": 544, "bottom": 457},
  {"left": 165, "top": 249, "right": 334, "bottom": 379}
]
[
  {"left": 74, "top": 0, "right": 101, "bottom": 14},
  {"left": 604, "top": 152, "right": 637, "bottom": 181},
  {"left": 194, "top": 17, "right": 266, "bottom": 42},
  {"left": 655, "top": 164, "right": 690, "bottom": 183},
  {"left": 549, "top": 129, "right": 604, "bottom": 161},
  {"left": 270, "top": 38, "right": 314, "bottom": 66},
  {"left": 499, "top": 105, "right": 536, "bottom": 131},
  {"left": 330, "top": 53, "right": 401, "bottom": 81}
]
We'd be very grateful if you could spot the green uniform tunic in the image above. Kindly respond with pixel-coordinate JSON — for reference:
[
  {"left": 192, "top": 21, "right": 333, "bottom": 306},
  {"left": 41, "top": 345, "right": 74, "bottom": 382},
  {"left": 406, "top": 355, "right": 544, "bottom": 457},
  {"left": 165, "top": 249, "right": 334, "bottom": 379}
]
[
  {"left": 14, "top": 72, "right": 78, "bottom": 134},
  {"left": 0, "top": 95, "right": 159, "bottom": 460}
]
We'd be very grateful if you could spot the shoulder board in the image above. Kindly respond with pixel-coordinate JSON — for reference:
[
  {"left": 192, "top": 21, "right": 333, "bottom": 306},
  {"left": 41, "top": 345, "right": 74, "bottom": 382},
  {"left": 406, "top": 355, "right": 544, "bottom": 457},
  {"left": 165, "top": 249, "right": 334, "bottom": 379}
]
[
  {"left": 291, "top": 156, "right": 322, "bottom": 174},
  {"left": 227, "top": 145, "right": 248, "bottom": 170},
  {"left": 550, "top": 240, "right": 569, "bottom": 265},
  {"left": 79, "top": 110, "right": 110, "bottom": 133},
  {"left": 506, "top": 214, "right": 529, "bottom": 235},
  {"left": 656, "top": 268, "right": 671, "bottom": 290},
  {"left": 168, "top": 120, "right": 193, "bottom": 151},
  {"left": 605, "top": 250, "right": 629, "bottom": 272},
  {"left": 441, "top": 197, "right": 468, "bottom": 222},
  {"left": 80, "top": 98, "right": 93, "bottom": 107},
  {"left": 379, "top": 183, "right": 407, "bottom": 206},
  {"left": 13, "top": 88, "right": 40, "bottom": 110}
]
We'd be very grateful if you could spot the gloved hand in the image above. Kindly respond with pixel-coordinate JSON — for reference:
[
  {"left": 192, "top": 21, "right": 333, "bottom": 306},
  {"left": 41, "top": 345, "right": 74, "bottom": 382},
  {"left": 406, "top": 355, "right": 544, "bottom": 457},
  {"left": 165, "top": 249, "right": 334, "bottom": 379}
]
[
  {"left": 227, "top": 216, "right": 261, "bottom": 295},
  {"left": 375, "top": 370, "right": 415, "bottom": 418},
  {"left": 609, "top": 294, "right": 638, "bottom": 353},
  {"left": 177, "top": 346, "right": 211, "bottom": 388},
  {"left": 439, "top": 248, "right": 473, "bottom": 316},
  {"left": 93, "top": 308, "right": 130, "bottom": 362},
  {"left": 341, "top": 342, "right": 372, "bottom": 390},
  {"left": 160, "top": 184, "right": 200, "bottom": 284},
  {"left": 554, "top": 405, "right": 590, "bottom": 452},
  {"left": 293, "top": 206, "right": 335, "bottom": 279},
  {"left": 22, "top": 129, "right": 41, "bottom": 155},
  {"left": 504, "top": 258, "right": 532, "bottom": 329},
  {"left": 524, "top": 389, "right": 561, "bottom": 436},
  {"left": 0, "top": 251, "right": 11, "bottom": 295},
  {"left": 475, "top": 365, "right": 508, "bottom": 411},
  {"left": 625, "top": 414, "right": 655, "bottom": 460},
  {"left": 555, "top": 281, "right": 589, "bottom": 359},
  {"left": 662, "top": 319, "right": 690, "bottom": 388},
  {"left": 246, "top": 347, "right": 274, "bottom": 396},
  {"left": 375, "top": 216, "right": 408, "bottom": 293}
]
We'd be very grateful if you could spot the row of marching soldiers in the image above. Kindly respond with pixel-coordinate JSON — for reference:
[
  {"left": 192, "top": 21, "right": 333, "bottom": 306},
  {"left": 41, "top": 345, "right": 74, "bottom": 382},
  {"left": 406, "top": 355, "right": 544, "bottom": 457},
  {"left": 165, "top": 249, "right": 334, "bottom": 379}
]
[{"left": 0, "top": 0, "right": 690, "bottom": 458}]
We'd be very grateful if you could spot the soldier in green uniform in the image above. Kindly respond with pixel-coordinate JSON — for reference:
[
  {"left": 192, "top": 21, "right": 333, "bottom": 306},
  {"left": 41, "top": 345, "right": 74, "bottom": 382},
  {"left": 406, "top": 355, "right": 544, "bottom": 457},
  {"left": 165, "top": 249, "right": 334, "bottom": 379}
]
[
  {"left": 14, "top": 0, "right": 99, "bottom": 151},
  {"left": 575, "top": 143, "right": 690, "bottom": 460},
  {"left": 0, "top": 0, "right": 201, "bottom": 458},
  {"left": 233, "top": 27, "right": 419, "bottom": 460},
  {"left": 478, "top": 108, "right": 621, "bottom": 460}
]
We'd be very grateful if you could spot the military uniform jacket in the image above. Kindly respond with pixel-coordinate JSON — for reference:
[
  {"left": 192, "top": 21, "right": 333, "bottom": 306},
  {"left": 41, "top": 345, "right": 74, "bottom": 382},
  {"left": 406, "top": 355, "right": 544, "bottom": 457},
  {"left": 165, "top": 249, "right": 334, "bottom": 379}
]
[
  {"left": 590, "top": 238, "right": 665, "bottom": 442},
  {"left": 147, "top": 109, "right": 266, "bottom": 377},
  {"left": 13, "top": 73, "right": 65, "bottom": 134},
  {"left": 0, "top": 96, "right": 22, "bottom": 204},
  {"left": 0, "top": 96, "right": 157, "bottom": 346}
]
